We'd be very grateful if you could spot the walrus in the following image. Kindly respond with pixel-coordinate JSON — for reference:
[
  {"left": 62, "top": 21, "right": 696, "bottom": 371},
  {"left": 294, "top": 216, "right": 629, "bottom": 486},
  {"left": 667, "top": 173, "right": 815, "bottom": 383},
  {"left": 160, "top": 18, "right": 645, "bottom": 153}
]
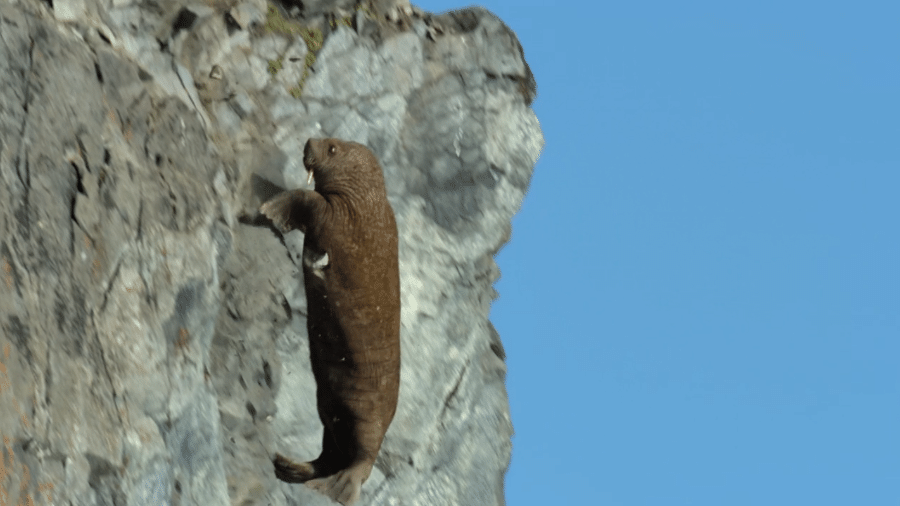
[{"left": 261, "top": 138, "right": 401, "bottom": 506}]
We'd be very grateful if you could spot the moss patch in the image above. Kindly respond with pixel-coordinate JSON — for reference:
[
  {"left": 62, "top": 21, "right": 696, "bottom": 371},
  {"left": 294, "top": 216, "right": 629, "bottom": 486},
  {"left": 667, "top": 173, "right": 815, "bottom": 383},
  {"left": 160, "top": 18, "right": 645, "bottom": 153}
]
[
  {"left": 267, "top": 57, "right": 283, "bottom": 75},
  {"left": 262, "top": 1, "right": 378, "bottom": 99},
  {"left": 263, "top": 4, "right": 304, "bottom": 35},
  {"left": 261, "top": 2, "right": 325, "bottom": 98},
  {"left": 300, "top": 27, "right": 323, "bottom": 52},
  {"left": 330, "top": 16, "right": 353, "bottom": 29}
]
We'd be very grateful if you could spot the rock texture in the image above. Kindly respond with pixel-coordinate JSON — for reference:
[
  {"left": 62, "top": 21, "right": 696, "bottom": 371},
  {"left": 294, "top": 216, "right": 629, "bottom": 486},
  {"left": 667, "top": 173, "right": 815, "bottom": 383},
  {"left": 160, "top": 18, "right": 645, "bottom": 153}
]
[{"left": 0, "top": 0, "right": 542, "bottom": 504}]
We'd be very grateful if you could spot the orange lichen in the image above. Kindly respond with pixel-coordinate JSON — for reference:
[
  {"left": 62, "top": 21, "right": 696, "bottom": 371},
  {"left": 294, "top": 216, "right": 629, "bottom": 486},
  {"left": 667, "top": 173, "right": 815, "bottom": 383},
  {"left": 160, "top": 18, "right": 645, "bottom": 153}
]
[
  {"left": 2, "top": 258, "right": 12, "bottom": 290},
  {"left": 175, "top": 327, "right": 190, "bottom": 351}
]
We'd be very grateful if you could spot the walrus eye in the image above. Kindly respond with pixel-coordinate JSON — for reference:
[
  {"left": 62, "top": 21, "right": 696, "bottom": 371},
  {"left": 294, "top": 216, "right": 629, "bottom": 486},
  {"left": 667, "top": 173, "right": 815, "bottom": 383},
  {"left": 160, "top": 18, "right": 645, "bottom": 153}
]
[{"left": 328, "top": 145, "right": 336, "bottom": 156}]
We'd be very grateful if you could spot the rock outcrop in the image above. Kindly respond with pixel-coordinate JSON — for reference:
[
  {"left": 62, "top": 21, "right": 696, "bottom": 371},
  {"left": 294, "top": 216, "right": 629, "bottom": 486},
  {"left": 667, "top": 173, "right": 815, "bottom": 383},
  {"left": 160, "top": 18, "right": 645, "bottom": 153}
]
[{"left": 0, "top": 0, "right": 543, "bottom": 504}]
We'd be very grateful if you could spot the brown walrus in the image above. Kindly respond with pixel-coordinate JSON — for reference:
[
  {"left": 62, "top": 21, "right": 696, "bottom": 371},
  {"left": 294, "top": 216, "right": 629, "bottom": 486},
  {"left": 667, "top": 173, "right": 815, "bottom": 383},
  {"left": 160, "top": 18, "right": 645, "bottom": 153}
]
[{"left": 260, "top": 138, "right": 401, "bottom": 506}]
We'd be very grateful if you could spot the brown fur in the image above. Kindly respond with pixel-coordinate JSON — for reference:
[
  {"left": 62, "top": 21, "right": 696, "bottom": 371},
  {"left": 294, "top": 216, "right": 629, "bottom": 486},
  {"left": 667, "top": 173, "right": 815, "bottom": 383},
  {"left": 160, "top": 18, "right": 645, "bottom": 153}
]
[{"left": 261, "top": 138, "right": 400, "bottom": 505}]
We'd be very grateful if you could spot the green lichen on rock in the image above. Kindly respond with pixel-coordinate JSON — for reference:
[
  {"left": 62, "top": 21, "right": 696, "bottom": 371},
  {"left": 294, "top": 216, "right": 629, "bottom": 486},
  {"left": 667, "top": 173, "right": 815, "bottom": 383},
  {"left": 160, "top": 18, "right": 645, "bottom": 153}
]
[
  {"left": 330, "top": 16, "right": 353, "bottom": 29},
  {"left": 263, "top": 4, "right": 304, "bottom": 35},
  {"left": 295, "top": 64, "right": 312, "bottom": 97},
  {"left": 260, "top": 2, "right": 325, "bottom": 99},
  {"left": 300, "top": 27, "right": 323, "bottom": 52},
  {"left": 328, "top": 3, "right": 377, "bottom": 30},
  {"left": 356, "top": 3, "right": 375, "bottom": 19},
  {"left": 289, "top": 26, "right": 324, "bottom": 98},
  {"left": 304, "top": 51, "right": 316, "bottom": 71},
  {"left": 267, "top": 57, "right": 283, "bottom": 75}
]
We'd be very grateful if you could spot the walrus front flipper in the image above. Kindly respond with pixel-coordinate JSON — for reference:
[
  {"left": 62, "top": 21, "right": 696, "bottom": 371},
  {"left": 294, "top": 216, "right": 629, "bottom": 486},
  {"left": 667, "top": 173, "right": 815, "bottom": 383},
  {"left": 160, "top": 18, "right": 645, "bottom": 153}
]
[
  {"left": 250, "top": 174, "right": 286, "bottom": 203},
  {"left": 260, "top": 189, "right": 325, "bottom": 233},
  {"left": 306, "top": 466, "right": 366, "bottom": 506},
  {"left": 272, "top": 453, "right": 317, "bottom": 483}
]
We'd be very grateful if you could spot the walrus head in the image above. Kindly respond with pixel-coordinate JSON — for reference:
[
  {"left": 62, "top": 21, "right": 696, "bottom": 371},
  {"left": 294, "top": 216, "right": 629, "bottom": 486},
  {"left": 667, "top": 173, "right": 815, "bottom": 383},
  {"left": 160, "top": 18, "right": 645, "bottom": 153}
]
[{"left": 302, "top": 138, "right": 385, "bottom": 196}]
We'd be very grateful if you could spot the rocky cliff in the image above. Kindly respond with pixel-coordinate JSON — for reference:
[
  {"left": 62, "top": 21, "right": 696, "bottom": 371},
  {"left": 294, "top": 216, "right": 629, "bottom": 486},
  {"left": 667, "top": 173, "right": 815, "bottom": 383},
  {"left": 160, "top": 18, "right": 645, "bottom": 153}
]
[{"left": 0, "top": 0, "right": 543, "bottom": 504}]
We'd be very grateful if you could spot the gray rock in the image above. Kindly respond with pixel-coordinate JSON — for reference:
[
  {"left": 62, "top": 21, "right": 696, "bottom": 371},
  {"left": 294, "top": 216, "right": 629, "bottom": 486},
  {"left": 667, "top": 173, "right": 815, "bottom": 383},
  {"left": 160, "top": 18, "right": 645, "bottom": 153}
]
[
  {"left": 0, "top": 0, "right": 542, "bottom": 505},
  {"left": 273, "top": 39, "right": 310, "bottom": 91},
  {"left": 53, "top": 0, "right": 87, "bottom": 21},
  {"left": 231, "top": 0, "right": 268, "bottom": 30}
]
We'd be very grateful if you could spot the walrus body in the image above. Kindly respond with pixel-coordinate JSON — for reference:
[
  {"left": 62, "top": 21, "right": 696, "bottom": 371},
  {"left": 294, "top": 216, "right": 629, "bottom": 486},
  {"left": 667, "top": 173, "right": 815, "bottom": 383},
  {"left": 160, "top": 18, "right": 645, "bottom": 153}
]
[{"left": 261, "top": 138, "right": 400, "bottom": 505}]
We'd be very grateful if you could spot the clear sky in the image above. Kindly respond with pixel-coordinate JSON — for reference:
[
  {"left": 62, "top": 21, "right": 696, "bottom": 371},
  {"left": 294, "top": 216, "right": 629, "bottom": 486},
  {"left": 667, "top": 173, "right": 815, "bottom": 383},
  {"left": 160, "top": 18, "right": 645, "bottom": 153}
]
[{"left": 415, "top": 1, "right": 900, "bottom": 504}]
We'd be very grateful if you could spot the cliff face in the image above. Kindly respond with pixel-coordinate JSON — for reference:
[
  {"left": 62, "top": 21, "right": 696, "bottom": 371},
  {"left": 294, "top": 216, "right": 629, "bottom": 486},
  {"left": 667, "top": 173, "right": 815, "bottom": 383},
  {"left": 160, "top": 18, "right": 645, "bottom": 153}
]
[{"left": 0, "top": 0, "right": 543, "bottom": 504}]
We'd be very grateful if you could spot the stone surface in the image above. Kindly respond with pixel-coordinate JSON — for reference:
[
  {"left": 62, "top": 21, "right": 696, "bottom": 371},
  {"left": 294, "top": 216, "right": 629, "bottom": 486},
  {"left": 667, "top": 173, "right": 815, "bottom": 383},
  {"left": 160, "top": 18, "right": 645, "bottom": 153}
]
[{"left": 0, "top": 0, "right": 542, "bottom": 504}]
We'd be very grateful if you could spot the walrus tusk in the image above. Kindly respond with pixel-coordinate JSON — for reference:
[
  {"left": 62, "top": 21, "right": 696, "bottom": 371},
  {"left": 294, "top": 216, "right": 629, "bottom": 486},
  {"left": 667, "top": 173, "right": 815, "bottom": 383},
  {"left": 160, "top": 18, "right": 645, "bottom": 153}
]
[{"left": 307, "top": 169, "right": 314, "bottom": 186}]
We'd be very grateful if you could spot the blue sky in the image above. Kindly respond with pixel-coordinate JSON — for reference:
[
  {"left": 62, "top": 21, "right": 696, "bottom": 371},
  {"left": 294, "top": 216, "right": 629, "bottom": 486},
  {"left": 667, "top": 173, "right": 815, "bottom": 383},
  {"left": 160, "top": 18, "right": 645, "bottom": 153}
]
[{"left": 415, "top": 1, "right": 900, "bottom": 504}]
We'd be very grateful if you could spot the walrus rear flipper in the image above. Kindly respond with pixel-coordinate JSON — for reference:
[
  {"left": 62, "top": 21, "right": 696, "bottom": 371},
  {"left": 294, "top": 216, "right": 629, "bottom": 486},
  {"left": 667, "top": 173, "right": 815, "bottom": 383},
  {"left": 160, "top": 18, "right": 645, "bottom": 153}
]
[
  {"left": 307, "top": 466, "right": 366, "bottom": 506},
  {"left": 272, "top": 453, "right": 316, "bottom": 483},
  {"left": 273, "top": 453, "right": 365, "bottom": 506}
]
